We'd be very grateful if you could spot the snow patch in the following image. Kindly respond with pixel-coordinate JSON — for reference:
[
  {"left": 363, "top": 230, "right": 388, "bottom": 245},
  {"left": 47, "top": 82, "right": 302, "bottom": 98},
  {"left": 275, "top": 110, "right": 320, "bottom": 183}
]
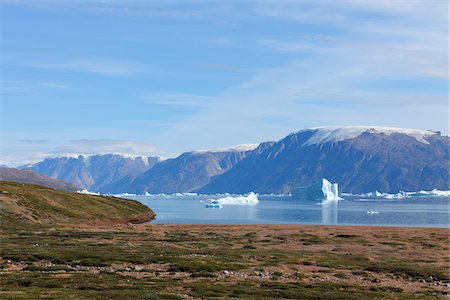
[
  {"left": 301, "top": 126, "right": 435, "bottom": 146},
  {"left": 194, "top": 144, "right": 258, "bottom": 154}
]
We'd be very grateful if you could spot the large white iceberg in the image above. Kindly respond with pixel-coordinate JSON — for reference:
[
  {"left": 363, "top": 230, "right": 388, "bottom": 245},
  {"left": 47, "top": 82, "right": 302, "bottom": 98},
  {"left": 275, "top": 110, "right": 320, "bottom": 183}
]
[
  {"left": 291, "top": 178, "right": 341, "bottom": 201},
  {"left": 212, "top": 192, "right": 259, "bottom": 205}
]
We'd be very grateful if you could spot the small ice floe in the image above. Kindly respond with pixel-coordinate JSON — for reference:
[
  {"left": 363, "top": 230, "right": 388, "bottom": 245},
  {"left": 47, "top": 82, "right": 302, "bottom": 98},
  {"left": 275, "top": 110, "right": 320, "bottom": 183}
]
[
  {"left": 366, "top": 210, "right": 380, "bottom": 215},
  {"left": 204, "top": 200, "right": 223, "bottom": 208},
  {"left": 77, "top": 189, "right": 100, "bottom": 195},
  {"left": 113, "top": 192, "right": 137, "bottom": 197},
  {"left": 214, "top": 192, "right": 259, "bottom": 205}
]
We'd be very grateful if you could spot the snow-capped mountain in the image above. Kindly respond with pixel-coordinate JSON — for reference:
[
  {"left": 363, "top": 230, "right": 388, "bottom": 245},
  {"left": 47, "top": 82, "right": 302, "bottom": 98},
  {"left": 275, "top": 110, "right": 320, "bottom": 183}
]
[
  {"left": 197, "top": 126, "right": 449, "bottom": 194},
  {"left": 24, "top": 126, "right": 449, "bottom": 194},
  {"left": 123, "top": 146, "right": 256, "bottom": 194},
  {"left": 24, "top": 154, "right": 160, "bottom": 193}
]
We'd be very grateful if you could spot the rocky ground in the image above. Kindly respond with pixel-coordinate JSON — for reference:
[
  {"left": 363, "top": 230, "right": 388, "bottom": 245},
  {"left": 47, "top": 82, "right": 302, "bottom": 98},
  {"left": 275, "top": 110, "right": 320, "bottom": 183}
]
[{"left": 1, "top": 223, "right": 448, "bottom": 299}]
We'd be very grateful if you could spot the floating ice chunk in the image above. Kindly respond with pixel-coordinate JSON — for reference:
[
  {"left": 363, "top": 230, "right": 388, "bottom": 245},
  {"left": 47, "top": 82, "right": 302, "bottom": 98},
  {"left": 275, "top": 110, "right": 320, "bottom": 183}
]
[
  {"left": 204, "top": 200, "right": 223, "bottom": 208},
  {"left": 366, "top": 211, "right": 379, "bottom": 214},
  {"left": 77, "top": 189, "right": 100, "bottom": 195},
  {"left": 384, "top": 191, "right": 408, "bottom": 199},
  {"left": 362, "top": 191, "right": 384, "bottom": 198},
  {"left": 407, "top": 189, "right": 450, "bottom": 197},
  {"left": 212, "top": 192, "right": 259, "bottom": 205},
  {"left": 343, "top": 189, "right": 450, "bottom": 199},
  {"left": 291, "top": 178, "right": 342, "bottom": 202}
]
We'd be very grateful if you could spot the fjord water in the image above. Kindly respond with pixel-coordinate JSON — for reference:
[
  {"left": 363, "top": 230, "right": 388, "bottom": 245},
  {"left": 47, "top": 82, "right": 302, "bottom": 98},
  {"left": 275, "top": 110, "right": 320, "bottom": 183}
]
[{"left": 128, "top": 195, "right": 449, "bottom": 228}]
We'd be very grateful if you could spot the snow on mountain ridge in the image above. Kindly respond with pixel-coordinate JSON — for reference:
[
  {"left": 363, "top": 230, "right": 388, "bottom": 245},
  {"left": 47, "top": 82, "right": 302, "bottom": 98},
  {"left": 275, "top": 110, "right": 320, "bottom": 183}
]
[
  {"left": 301, "top": 126, "right": 436, "bottom": 146},
  {"left": 193, "top": 144, "right": 259, "bottom": 154}
]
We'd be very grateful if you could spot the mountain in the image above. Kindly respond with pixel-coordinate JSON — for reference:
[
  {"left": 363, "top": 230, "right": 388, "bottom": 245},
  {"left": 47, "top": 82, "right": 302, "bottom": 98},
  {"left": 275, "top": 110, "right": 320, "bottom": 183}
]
[
  {"left": 0, "top": 181, "right": 155, "bottom": 225},
  {"left": 197, "top": 126, "right": 449, "bottom": 194},
  {"left": 0, "top": 167, "right": 80, "bottom": 192},
  {"left": 25, "top": 154, "right": 160, "bottom": 193},
  {"left": 125, "top": 145, "right": 258, "bottom": 194}
]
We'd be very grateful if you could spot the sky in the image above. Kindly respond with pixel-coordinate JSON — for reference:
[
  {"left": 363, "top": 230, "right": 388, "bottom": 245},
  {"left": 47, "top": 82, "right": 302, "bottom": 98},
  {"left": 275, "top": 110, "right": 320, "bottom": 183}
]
[{"left": 1, "top": 0, "right": 448, "bottom": 166}]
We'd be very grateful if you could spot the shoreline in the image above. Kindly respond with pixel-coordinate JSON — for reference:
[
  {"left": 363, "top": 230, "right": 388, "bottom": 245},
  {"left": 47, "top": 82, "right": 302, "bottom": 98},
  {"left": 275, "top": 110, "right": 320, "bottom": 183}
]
[{"left": 142, "top": 222, "right": 450, "bottom": 229}]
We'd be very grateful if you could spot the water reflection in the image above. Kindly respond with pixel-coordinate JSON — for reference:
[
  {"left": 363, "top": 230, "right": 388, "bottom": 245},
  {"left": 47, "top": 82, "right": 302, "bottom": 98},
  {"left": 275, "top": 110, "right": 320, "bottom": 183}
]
[{"left": 321, "top": 200, "right": 338, "bottom": 224}]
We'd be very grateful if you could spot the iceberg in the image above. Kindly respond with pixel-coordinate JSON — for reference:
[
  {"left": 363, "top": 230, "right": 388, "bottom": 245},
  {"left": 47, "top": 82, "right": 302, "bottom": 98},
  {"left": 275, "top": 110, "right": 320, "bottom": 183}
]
[
  {"left": 211, "top": 192, "right": 259, "bottom": 205},
  {"left": 361, "top": 191, "right": 384, "bottom": 198},
  {"left": 407, "top": 189, "right": 450, "bottom": 197},
  {"left": 113, "top": 192, "right": 137, "bottom": 197},
  {"left": 343, "top": 189, "right": 450, "bottom": 199},
  {"left": 291, "top": 178, "right": 341, "bottom": 202},
  {"left": 77, "top": 189, "right": 100, "bottom": 196}
]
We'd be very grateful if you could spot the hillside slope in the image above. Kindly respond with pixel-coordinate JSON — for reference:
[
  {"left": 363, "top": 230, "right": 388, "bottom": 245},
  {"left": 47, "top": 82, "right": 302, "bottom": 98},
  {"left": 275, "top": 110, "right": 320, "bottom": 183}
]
[
  {"left": 0, "top": 181, "right": 155, "bottom": 225},
  {"left": 0, "top": 167, "right": 80, "bottom": 192}
]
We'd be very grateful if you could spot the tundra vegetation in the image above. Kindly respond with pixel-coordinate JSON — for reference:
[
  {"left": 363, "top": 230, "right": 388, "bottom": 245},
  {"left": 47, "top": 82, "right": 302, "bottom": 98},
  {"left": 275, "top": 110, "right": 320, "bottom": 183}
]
[{"left": 1, "top": 181, "right": 448, "bottom": 299}]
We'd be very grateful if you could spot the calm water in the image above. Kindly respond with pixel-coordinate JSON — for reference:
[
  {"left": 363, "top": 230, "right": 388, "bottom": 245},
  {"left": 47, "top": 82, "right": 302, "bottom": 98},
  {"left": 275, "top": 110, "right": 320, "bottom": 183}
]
[{"left": 126, "top": 194, "right": 450, "bottom": 228}]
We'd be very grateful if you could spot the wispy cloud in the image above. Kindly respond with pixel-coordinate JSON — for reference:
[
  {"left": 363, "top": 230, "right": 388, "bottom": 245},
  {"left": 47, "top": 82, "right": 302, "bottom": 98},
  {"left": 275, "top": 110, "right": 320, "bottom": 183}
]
[
  {"left": 4, "top": 0, "right": 202, "bottom": 19},
  {"left": 49, "top": 139, "right": 157, "bottom": 157},
  {"left": 16, "top": 139, "right": 50, "bottom": 144},
  {"left": 141, "top": 93, "right": 225, "bottom": 107},
  {"left": 40, "top": 82, "right": 68, "bottom": 89},
  {"left": 201, "top": 63, "right": 255, "bottom": 73},
  {"left": 156, "top": 0, "right": 448, "bottom": 151},
  {"left": 25, "top": 59, "right": 144, "bottom": 76}
]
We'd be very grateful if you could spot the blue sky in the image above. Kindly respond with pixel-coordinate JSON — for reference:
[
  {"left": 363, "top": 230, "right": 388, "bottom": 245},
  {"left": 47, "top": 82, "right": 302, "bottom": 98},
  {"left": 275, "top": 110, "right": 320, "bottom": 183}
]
[{"left": 1, "top": 0, "right": 448, "bottom": 165}]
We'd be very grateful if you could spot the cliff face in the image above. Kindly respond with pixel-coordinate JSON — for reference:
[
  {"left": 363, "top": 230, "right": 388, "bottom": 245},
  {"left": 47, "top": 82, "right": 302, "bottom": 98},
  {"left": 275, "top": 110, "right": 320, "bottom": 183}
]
[
  {"left": 26, "top": 127, "right": 449, "bottom": 194},
  {"left": 198, "top": 128, "right": 449, "bottom": 194},
  {"left": 27, "top": 154, "right": 160, "bottom": 192},
  {"left": 127, "top": 149, "right": 254, "bottom": 194}
]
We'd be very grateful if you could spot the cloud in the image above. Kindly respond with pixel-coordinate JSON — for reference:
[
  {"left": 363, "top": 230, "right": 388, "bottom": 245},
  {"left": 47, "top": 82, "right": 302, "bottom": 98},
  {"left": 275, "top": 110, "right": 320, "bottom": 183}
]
[
  {"left": 155, "top": 5, "right": 448, "bottom": 151},
  {"left": 16, "top": 139, "right": 50, "bottom": 144},
  {"left": 141, "top": 93, "right": 225, "bottom": 107},
  {"left": 48, "top": 139, "right": 157, "bottom": 157},
  {"left": 0, "top": 137, "right": 159, "bottom": 166},
  {"left": 3, "top": 0, "right": 202, "bottom": 19},
  {"left": 25, "top": 59, "right": 144, "bottom": 76},
  {"left": 201, "top": 63, "right": 255, "bottom": 73},
  {"left": 40, "top": 82, "right": 68, "bottom": 89}
]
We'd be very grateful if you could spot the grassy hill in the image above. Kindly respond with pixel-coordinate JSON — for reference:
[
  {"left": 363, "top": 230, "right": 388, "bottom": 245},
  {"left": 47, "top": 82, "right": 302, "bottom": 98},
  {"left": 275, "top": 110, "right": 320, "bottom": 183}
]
[
  {"left": 0, "top": 181, "right": 155, "bottom": 225},
  {"left": 0, "top": 167, "right": 80, "bottom": 192}
]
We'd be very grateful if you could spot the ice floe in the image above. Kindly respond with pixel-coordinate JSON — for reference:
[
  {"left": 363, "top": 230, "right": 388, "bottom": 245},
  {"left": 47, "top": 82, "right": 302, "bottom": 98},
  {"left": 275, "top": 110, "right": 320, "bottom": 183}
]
[
  {"left": 77, "top": 189, "right": 100, "bottom": 195},
  {"left": 345, "top": 189, "right": 450, "bottom": 199}
]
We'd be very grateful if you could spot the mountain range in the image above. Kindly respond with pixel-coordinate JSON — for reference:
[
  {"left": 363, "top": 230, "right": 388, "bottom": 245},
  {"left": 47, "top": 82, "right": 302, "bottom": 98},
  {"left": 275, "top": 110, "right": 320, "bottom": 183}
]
[
  {"left": 21, "top": 126, "right": 449, "bottom": 194},
  {"left": 23, "top": 154, "right": 160, "bottom": 193}
]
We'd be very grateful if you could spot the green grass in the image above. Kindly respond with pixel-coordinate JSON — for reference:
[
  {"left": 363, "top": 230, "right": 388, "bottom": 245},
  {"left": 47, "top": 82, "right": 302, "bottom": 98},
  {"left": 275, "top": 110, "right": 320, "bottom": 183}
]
[
  {"left": 0, "top": 181, "right": 155, "bottom": 225},
  {"left": 1, "top": 182, "right": 448, "bottom": 299}
]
